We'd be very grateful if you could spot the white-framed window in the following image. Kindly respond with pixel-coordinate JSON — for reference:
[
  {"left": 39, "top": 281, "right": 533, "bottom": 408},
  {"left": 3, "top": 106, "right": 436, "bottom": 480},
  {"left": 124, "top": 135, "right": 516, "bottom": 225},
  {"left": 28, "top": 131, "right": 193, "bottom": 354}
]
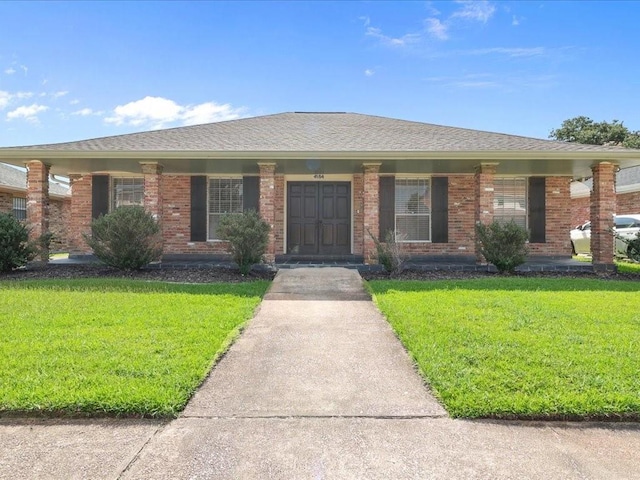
[
  {"left": 208, "top": 178, "right": 243, "bottom": 240},
  {"left": 111, "top": 177, "right": 144, "bottom": 210},
  {"left": 395, "top": 178, "right": 431, "bottom": 242},
  {"left": 494, "top": 177, "right": 527, "bottom": 229},
  {"left": 12, "top": 197, "right": 26, "bottom": 221}
]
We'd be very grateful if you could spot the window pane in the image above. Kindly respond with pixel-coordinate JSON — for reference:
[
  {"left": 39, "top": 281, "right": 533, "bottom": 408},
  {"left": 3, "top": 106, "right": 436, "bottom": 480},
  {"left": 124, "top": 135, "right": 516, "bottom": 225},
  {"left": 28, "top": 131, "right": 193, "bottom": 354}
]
[
  {"left": 12, "top": 197, "right": 26, "bottom": 221},
  {"left": 112, "top": 178, "right": 144, "bottom": 209},
  {"left": 208, "top": 178, "right": 243, "bottom": 240},
  {"left": 494, "top": 178, "right": 527, "bottom": 228},
  {"left": 395, "top": 178, "right": 431, "bottom": 241}
]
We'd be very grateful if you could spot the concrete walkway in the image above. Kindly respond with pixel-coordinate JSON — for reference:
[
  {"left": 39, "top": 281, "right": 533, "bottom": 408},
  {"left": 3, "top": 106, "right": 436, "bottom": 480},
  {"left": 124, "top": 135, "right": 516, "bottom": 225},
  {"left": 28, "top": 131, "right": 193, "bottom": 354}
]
[{"left": 1, "top": 268, "right": 640, "bottom": 479}]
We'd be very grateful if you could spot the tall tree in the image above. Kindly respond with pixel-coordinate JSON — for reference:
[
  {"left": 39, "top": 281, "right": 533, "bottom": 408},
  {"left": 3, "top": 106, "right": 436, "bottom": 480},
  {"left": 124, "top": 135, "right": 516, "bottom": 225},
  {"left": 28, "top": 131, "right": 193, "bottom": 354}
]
[{"left": 549, "top": 116, "right": 640, "bottom": 149}]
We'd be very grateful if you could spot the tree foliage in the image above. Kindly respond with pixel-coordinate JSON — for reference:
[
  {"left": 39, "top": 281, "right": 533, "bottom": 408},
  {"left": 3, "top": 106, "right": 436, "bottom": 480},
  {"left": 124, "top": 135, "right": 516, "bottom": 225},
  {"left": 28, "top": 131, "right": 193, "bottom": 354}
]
[{"left": 549, "top": 116, "right": 640, "bottom": 148}]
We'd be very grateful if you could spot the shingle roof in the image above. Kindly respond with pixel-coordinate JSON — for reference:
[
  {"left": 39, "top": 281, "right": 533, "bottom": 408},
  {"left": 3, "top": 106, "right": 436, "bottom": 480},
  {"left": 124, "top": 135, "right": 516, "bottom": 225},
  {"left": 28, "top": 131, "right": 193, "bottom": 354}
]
[
  {"left": 0, "top": 162, "right": 69, "bottom": 196},
  {"left": 5, "top": 112, "right": 631, "bottom": 153}
]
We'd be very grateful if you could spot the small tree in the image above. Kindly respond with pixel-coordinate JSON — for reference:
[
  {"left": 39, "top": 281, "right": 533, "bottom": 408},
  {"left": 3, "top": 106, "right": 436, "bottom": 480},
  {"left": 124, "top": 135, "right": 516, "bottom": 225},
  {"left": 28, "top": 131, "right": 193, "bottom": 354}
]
[
  {"left": 217, "top": 210, "right": 270, "bottom": 275},
  {"left": 84, "top": 206, "right": 162, "bottom": 270},
  {"left": 475, "top": 220, "right": 529, "bottom": 274},
  {"left": 369, "top": 229, "right": 407, "bottom": 276},
  {"left": 0, "top": 212, "right": 37, "bottom": 272}
]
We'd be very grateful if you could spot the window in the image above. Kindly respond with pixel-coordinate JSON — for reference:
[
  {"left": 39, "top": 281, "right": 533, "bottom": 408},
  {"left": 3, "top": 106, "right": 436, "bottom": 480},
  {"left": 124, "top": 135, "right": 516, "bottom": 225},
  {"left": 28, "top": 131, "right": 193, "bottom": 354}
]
[
  {"left": 112, "top": 178, "right": 144, "bottom": 210},
  {"left": 494, "top": 177, "right": 527, "bottom": 229},
  {"left": 208, "top": 178, "right": 243, "bottom": 240},
  {"left": 12, "top": 197, "right": 26, "bottom": 221},
  {"left": 395, "top": 178, "right": 431, "bottom": 242}
]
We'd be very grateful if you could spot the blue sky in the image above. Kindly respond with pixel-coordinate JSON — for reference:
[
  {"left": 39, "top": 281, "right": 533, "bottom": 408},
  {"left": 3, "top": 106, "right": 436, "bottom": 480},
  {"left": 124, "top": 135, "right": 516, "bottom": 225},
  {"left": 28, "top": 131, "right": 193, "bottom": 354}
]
[{"left": 1, "top": 0, "right": 639, "bottom": 147}]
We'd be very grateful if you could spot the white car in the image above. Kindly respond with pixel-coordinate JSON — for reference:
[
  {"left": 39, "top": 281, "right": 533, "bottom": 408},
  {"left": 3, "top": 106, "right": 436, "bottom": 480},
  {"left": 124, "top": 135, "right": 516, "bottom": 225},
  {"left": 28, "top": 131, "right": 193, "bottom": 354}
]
[{"left": 571, "top": 214, "right": 640, "bottom": 257}]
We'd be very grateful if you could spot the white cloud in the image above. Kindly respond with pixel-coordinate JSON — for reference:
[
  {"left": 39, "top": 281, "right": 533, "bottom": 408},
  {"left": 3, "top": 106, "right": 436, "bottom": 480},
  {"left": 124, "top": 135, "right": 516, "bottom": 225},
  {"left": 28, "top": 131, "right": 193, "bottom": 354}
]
[
  {"left": 512, "top": 15, "right": 520, "bottom": 26},
  {"left": 364, "top": 69, "right": 375, "bottom": 77},
  {"left": 466, "top": 47, "right": 545, "bottom": 57},
  {"left": 425, "top": 18, "right": 449, "bottom": 40},
  {"left": 365, "top": 26, "right": 421, "bottom": 47},
  {"left": 6, "top": 104, "right": 49, "bottom": 123},
  {"left": 0, "top": 91, "right": 10, "bottom": 109},
  {"left": 4, "top": 67, "right": 16, "bottom": 75},
  {"left": 104, "top": 96, "right": 243, "bottom": 128},
  {"left": 52, "top": 91, "right": 69, "bottom": 99},
  {"left": 70, "top": 99, "right": 80, "bottom": 105},
  {"left": 72, "top": 108, "right": 95, "bottom": 116},
  {"left": 451, "top": 1, "right": 496, "bottom": 23}
]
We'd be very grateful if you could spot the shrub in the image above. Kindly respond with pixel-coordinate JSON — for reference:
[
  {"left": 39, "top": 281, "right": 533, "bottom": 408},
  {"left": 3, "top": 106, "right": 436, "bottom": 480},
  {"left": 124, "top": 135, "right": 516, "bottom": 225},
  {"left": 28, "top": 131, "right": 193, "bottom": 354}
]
[
  {"left": 83, "top": 206, "right": 163, "bottom": 270},
  {"left": 475, "top": 220, "right": 529, "bottom": 274},
  {"left": 0, "top": 212, "right": 36, "bottom": 272},
  {"left": 369, "top": 229, "right": 407, "bottom": 275},
  {"left": 217, "top": 210, "right": 270, "bottom": 275}
]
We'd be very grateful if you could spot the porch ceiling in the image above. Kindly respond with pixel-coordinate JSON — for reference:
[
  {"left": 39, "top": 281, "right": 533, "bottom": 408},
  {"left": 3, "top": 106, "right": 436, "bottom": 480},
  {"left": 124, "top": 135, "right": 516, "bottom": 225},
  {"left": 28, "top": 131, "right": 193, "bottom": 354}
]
[{"left": 1, "top": 149, "right": 640, "bottom": 179}]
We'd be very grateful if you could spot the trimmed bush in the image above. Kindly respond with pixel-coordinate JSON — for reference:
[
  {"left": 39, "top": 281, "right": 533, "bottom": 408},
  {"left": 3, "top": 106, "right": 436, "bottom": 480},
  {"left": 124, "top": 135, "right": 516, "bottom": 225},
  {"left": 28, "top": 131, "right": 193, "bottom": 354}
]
[
  {"left": 217, "top": 210, "right": 270, "bottom": 275},
  {"left": 475, "top": 220, "right": 529, "bottom": 274},
  {"left": 0, "top": 212, "right": 36, "bottom": 272},
  {"left": 84, "top": 206, "right": 162, "bottom": 270}
]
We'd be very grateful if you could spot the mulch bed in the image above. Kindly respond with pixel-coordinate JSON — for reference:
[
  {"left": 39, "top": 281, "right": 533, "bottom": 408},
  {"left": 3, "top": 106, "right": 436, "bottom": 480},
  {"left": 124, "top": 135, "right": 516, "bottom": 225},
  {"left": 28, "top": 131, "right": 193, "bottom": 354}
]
[{"left": 1, "top": 263, "right": 638, "bottom": 283}]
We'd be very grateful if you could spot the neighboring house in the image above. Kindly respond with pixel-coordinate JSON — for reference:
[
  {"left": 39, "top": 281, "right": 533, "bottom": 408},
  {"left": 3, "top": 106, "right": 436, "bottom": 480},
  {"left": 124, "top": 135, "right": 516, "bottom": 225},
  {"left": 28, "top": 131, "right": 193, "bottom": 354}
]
[
  {"left": 0, "top": 112, "right": 639, "bottom": 267},
  {"left": 571, "top": 165, "right": 640, "bottom": 227},
  {"left": 0, "top": 162, "right": 71, "bottom": 251}
]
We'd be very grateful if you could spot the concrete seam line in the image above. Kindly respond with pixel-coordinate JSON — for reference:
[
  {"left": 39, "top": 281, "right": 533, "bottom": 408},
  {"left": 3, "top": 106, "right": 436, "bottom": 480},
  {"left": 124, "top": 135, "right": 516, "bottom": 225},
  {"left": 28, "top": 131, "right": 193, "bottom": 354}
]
[{"left": 116, "top": 423, "right": 167, "bottom": 479}]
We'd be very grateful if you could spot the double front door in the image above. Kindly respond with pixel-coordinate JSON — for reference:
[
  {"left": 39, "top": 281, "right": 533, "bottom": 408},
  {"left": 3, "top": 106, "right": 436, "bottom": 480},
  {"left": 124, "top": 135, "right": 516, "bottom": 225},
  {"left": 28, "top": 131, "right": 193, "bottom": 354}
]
[{"left": 287, "top": 182, "right": 351, "bottom": 255}]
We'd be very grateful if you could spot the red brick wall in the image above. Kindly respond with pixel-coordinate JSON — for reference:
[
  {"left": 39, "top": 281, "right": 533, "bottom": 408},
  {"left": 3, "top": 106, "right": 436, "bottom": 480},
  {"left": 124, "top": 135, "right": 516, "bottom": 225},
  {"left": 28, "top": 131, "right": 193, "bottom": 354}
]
[
  {"left": 26, "top": 161, "right": 50, "bottom": 260},
  {"left": 274, "top": 174, "right": 285, "bottom": 255},
  {"left": 363, "top": 164, "right": 381, "bottom": 263},
  {"left": 259, "top": 163, "right": 276, "bottom": 262},
  {"left": 590, "top": 163, "right": 616, "bottom": 265},
  {"left": 353, "top": 174, "right": 364, "bottom": 256},
  {"left": 0, "top": 191, "right": 12, "bottom": 213},
  {"left": 571, "top": 196, "right": 590, "bottom": 227},
  {"left": 161, "top": 175, "right": 228, "bottom": 255},
  {"left": 68, "top": 174, "right": 93, "bottom": 255},
  {"left": 616, "top": 190, "right": 640, "bottom": 214},
  {"left": 528, "top": 177, "right": 572, "bottom": 256},
  {"left": 49, "top": 197, "right": 70, "bottom": 251}
]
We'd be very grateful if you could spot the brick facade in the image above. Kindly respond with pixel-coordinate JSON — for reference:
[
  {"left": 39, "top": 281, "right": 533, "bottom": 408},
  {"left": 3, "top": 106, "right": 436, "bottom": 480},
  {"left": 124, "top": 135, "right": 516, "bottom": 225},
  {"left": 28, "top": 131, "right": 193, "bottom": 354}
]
[
  {"left": 362, "top": 164, "right": 381, "bottom": 263},
  {"left": 58, "top": 167, "right": 582, "bottom": 262},
  {"left": 26, "top": 161, "right": 51, "bottom": 260},
  {"left": 590, "top": 163, "right": 616, "bottom": 267}
]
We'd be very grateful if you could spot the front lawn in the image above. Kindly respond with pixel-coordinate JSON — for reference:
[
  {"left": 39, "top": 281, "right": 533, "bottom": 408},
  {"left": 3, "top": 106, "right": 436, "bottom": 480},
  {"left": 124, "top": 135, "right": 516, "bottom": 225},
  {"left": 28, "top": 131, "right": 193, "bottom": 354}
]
[
  {"left": 0, "top": 279, "right": 269, "bottom": 417},
  {"left": 368, "top": 278, "right": 640, "bottom": 420}
]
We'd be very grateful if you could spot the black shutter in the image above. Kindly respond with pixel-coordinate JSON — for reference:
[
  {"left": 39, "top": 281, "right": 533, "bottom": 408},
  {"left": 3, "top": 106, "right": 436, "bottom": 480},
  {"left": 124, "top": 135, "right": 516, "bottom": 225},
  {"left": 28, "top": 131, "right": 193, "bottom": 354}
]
[
  {"left": 243, "top": 176, "right": 260, "bottom": 212},
  {"left": 91, "top": 175, "right": 109, "bottom": 219},
  {"left": 190, "top": 176, "right": 207, "bottom": 242},
  {"left": 432, "top": 177, "right": 448, "bottom": 243},
  {"left": 379, "top": 176, "right": 395, "bottom": 239},
  {"left": 529, "top": 177, "right": 546, "bottom": 243}
]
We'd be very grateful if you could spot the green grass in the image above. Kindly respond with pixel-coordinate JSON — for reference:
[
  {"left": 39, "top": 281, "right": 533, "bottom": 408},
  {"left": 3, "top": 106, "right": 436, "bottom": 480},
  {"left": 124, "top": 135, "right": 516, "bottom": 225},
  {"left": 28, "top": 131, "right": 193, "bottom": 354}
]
[
  {"left": 368, "top": 278, "right": 640, "bottom": 420},
  {"left": 0, "top": 278, "right": 269, "bottom": 417}
]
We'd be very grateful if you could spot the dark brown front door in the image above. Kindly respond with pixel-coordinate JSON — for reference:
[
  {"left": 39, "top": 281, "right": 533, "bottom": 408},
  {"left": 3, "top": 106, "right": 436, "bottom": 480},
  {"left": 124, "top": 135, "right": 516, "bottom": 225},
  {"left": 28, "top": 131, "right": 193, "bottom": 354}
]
[{"left": 287, "top": 182, "right": 351, "bottom": 255}]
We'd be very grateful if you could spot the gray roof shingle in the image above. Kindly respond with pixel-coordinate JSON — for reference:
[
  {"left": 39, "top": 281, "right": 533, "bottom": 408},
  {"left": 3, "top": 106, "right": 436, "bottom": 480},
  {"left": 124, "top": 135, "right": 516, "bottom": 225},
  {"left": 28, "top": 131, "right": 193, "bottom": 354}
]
[
  {"left": 0, "top": 162, "right": 69, "bottom": 196},
  {"left": 3, "top": 112, "right": 631, "bottom": 153}
]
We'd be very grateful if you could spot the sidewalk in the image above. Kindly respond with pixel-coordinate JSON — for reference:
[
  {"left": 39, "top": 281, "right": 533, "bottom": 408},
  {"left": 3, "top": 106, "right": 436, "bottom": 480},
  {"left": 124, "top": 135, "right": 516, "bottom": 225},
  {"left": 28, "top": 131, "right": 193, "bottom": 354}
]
[{"left": 1, "top": 268, "right": 639, "bottom": 479}]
